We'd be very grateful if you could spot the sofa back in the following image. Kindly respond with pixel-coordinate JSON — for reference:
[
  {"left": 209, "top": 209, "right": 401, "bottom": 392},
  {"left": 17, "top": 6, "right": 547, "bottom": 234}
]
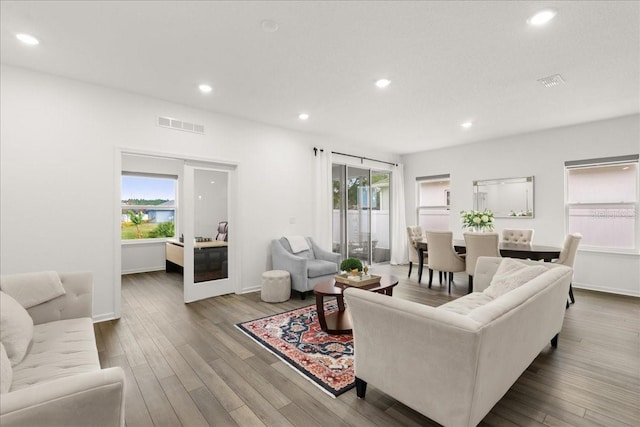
[{"left": 26, "top": 272, "right": 93, "bottom": 325}]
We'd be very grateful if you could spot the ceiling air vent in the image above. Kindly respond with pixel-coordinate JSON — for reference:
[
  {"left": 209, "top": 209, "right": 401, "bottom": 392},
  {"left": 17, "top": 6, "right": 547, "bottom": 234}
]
[
  {"left": 537, "top": 74, "right": 565, "bottom": 88},
  {"left": 157, "top": 116, "right": 205, "bottom": 134}
]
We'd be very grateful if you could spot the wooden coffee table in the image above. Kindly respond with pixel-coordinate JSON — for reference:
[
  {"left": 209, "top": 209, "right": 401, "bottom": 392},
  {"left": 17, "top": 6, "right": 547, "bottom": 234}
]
[{"left": 313, "top": 274, "right": 398, "bottom": 335}]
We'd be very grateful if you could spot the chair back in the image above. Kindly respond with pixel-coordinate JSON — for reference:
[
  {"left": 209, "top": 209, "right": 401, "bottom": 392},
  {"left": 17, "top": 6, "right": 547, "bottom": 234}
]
[
  {"left": 406, "top": 226, "right": 423, "bottom": 263},
  {"left": 502, "top": 229, "right": 534, "bottom": 245},
  {"left": 215, "top": 221, "right": 229, "bottom": 241},
  {"left": 556, "top": 233, "right": 582, "bottom": 267},
  {"left": 425, "top": 230, "right": 465, "bottom": 272},
  {"left": 463, "top": 232, "right": 500, "bottom": 275}
]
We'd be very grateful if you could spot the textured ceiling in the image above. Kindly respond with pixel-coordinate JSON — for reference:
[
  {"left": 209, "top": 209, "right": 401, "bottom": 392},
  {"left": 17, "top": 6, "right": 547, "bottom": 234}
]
[{"left": 1, "top": 1, "right": 638, "bottom": 154}]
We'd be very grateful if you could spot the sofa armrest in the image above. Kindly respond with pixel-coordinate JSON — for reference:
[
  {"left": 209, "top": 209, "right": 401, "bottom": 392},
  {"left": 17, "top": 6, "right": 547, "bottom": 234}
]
[
  {"left": 0, "top": 367, "right": 125, "bottom": 427},
  {"left": 310, "top": 239, "right": 341, "bottom": 265},
  {"left": 344, "top": 288, "right": 483, "bottom": 427},
  {"left": 27, "top": 272, "right": 93, "bottom": 325}
]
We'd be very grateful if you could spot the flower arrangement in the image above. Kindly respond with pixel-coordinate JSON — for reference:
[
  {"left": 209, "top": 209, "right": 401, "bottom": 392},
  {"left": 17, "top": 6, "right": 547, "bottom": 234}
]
[{"left": 460, "top": 209, "right": 495, "bottom": 231}]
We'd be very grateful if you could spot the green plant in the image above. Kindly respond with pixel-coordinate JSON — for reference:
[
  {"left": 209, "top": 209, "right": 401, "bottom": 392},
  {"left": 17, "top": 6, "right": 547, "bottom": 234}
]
[
  {"left": 149, "top": 221, "right": 175, "bottom": 238},
  {"left": 127, "top": 210, "right": 145, "bottom": 239},
  {"left": 340, "top": 258, "right": 363, "bottom": 272}
]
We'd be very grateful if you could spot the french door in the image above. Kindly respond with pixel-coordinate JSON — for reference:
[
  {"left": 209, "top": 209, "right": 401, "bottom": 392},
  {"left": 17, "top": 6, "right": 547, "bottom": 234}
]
[
  {"left": 183, "top": 163, "right": 235, "bottom": 302},
  {"left": 332, "top": 165, "right": 391, "bottom": 265}
]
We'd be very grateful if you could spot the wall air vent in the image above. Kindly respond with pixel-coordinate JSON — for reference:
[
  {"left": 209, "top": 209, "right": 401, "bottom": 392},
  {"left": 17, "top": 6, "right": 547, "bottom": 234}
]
[
  {"left": 157, "top": 116, "right": 205, "bottom": 134},
  {"left": 537, "top": 74, "right": 565, "bottom": 88}
]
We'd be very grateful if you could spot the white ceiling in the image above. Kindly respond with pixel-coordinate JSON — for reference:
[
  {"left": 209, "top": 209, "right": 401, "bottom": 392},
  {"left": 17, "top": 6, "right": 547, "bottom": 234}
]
[{"left": 1, "top": 1, "right": 638, "bottom": 154}]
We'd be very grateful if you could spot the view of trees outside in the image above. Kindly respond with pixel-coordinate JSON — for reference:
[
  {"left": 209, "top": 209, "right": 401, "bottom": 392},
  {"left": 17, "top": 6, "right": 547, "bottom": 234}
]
[{"left": 121, "top": 175, "right": 176, "bottom": 240}]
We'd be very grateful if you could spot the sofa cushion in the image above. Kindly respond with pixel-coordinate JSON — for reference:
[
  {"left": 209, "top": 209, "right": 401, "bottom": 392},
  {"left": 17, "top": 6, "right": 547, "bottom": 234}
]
[
  {"left": 0, "top": 291, "right": 34, "bottom": 366},
  {"left": 307, "top": 259, "right": 338, "bottom": 278},
  {"left": 1, "top": 341, "right": 12, "bottom": 393},
  {"left": 484, "top": 259, "right": 548, "bottom": 299},
  {"left": 436, "top": 292, "right": 494, "bottom": 315},
  {"left": 0, "top": 271, "right": 66, "bottom": 309},
  {"left": 10, "top": 318, "right": 100, "bottom": 392}
]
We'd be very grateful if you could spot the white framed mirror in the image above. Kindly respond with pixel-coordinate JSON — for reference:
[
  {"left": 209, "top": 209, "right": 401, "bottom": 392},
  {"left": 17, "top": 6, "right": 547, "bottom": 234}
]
[{"left": 473, "top": 176, "right": 534, "bottom": 218}]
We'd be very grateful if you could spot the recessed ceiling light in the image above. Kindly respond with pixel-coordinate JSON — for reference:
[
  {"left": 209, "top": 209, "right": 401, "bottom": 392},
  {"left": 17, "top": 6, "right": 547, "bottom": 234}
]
[
  {"left": 461, "top": 121, "right": 473, "bottom": 129},
  {"left": 527, "top": 9, "right": 557, "bottom": 26},
  {"left": 261, "top": 19, "right": 279, "bottom": 33},
  {"left": 198, "top": 84, "right": 212, "bottom": 93},
  {"left": 298, "top": 113, "right": 310, "bottom": 121},
  {"left": 375, "top": 78, "right": 391, "bottom": 89},
  {"left": 16, "top": 33, "right": 39, "bottom": 46}
]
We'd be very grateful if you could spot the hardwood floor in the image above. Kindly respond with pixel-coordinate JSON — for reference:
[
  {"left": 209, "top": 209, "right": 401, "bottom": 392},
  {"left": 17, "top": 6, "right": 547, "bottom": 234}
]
[{"left": 96, "top": 265, "right": 640, "bottom": 426}]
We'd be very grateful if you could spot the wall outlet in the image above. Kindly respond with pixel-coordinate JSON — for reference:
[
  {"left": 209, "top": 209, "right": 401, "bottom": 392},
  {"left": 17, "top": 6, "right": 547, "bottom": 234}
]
[{"left": 289, "top": 217, "right": 296, "bottom": 224}]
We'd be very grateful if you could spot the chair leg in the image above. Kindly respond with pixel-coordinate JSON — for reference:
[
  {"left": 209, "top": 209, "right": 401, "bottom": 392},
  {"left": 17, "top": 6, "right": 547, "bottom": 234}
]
[
  {"left": 569, "top": 283, "right": 575, "bottom": 304},
  {"left": 408, "top": 261, "right": 413, "bottom": 278},
  {"left": 428, "top": 269, "right": 433, "bottom": 288},
  {"left": 550, "top": 333, "right": 559, "bottom": 348},
  {"left": 448, "top": 272, "right": 452, "bottom": 294},
  {"left": 468, "top": 275, "right": 473, "bottom": 294},
  {"left": 439, "top": 271, "right": 443, "bottom": 284},
  {"left": 300, "top": 290, "right": 306, "bottom": 300}
]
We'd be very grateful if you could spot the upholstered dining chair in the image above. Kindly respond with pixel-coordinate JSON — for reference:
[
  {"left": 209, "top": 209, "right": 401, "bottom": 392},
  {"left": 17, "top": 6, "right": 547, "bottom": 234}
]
[
  {"left": 406, "top": 226, "right": 425, "bottom": 278},
  {"left": 553, "top": 233, "right": 582, "bottom": 307},
  {"left": 425, "top": 230, "right": 465, "bottom": 294},
  {"left": 463, "top": 232, "right": 500, "bottom": 293},
  {"left": 502, "top": 228, "right": 534, "bottom": 245}
]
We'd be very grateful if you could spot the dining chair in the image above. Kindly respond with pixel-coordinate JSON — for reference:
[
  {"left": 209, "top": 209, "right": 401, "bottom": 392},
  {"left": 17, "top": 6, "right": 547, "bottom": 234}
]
[
  {"left": 215, "top": 221, "right": 228, "bottom": 241},
  {"left": 502, "top": 228, "right": 534, "bottom": 245},
  {"left": 406, "top": 226, "right": 425, "bottom": 278},
  {"left": 463, "top": 232, "right": 500, "bottom": 293},
  {"left": 553, "top": 233, "right": 582, "bottom": 307},
  {"left": 425, "top": 230, "right": 465, "bottom": 294}
]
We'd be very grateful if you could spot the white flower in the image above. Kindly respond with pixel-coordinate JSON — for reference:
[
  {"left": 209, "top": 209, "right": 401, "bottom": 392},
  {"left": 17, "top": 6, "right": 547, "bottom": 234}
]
[
  {"left": 473, "top": 216, "right": 481, "bottom": 224},
  {"left": 481, "top": 215, "right": 489, "bottom": 222}
]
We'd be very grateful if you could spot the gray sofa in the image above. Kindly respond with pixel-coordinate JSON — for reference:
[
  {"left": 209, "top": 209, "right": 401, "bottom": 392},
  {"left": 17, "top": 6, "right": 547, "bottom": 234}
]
[
  {"left": 345, "top": 257, "right": 572, "bottom": 427},
  {"left": 271, "top": 237, "right": 341, "bottom": 298},
  {"left": 0, "top": 272, "right": 125, "bottom": 427}
]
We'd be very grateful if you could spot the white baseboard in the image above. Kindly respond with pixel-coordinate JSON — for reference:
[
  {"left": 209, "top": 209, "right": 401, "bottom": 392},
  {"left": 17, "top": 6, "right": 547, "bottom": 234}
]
[
  {"left": 573, "top": 282, "right": 640, "bottom": 297},
  {"left": 93, "top": 312, "right": 119, "bottom": 323},
  {"left": 121, "top": 266, "right": 166, "bottom": 275},
  {"left": 239, "top": 286, "right": 261, "bottom": 294}
]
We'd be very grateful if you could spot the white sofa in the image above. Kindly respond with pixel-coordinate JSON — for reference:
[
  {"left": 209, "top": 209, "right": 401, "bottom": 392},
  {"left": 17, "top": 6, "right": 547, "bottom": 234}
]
[
  {"left": 0, "top": 272, "right": 125, "bottom": 427},
  {"left": 344, "top": 257, "right": 572, "bottom": 427}
]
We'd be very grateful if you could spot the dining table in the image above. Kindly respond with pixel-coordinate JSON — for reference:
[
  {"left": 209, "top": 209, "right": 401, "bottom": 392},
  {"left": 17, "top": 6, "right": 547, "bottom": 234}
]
[{"left": 415, "top": 239, "right": 562, "bottom": 284}]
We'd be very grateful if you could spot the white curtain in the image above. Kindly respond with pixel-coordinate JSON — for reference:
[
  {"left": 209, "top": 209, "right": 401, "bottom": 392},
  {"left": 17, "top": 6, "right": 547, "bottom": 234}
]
[
  {"left": 313, "top": 149, "right": 333, "bottom": 250},
  {"left": 390, "top": 163, "right": 408, "bottom": 265}
]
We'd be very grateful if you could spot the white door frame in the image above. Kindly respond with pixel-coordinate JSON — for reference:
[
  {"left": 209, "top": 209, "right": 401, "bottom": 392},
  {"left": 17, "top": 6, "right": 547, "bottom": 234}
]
[{"left": 114, "top": 147, "right": 239, "bottom": 318}]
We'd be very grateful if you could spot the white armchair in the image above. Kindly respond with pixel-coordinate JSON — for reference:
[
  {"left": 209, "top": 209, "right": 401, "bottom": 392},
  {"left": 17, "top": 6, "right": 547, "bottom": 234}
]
[{"left": 271, "top": 237, "right": 341, "bottom": 299}]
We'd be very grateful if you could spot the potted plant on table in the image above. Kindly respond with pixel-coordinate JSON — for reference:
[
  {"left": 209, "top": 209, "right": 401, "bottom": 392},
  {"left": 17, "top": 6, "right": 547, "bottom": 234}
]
[{"left": 340, "top": 258, "right": 363, "bottom": 276}]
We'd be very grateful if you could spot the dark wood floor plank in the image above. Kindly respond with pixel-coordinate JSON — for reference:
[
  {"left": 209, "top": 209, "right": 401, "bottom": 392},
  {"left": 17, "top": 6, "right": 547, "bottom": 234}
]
[{"left": 104, "top": 267, "right": 639, "bottom": 427}]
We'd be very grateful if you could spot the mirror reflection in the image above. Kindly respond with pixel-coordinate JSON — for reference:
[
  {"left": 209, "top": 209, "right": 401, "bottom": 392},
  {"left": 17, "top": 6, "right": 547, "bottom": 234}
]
[
  {"left": 473, "top": 176, "right": 534, "bottom": 218},
  {"left": 194, "top": 169, "right": 229, "bottom": 282}
]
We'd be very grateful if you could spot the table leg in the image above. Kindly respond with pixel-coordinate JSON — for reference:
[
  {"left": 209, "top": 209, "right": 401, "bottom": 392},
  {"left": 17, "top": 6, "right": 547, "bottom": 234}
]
[
  {"left": 336, "top": 293, "right": 346, "bottom": 311},
  {"left": 315, "top": 293, "right": 328, "bottom": 331}
]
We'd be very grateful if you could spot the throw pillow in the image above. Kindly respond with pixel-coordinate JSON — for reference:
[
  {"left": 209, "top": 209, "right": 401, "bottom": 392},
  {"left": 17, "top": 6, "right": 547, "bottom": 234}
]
[
  {"left": 0, "top": 271, "right": 66, "bottom": 309},
  {"left": 0, "top": 291, "right": 34, "bottom": 366},
  {"left": 484, "top": 260, "right": 549, "bottom": 299},
  {"left": 0, "top": 341, "right": 12, "bottom": 393}
]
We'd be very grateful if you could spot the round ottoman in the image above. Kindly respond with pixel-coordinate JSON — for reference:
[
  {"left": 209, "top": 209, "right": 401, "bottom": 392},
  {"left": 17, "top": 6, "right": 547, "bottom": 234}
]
[{"left": 261, "top": 270, "right": 291, "bottom": 303}]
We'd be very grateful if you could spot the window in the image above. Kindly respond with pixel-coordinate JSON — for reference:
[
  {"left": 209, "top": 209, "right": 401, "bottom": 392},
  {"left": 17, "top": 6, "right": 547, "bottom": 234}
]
[
  {"left": 565, "top": 155, "right": 639, "bottom": 253},
  {"left": 416, "top": 174, "right": 450, "bottom": 231},
  {"left": 121, "top": 174, "right": 177, "bottom": 240}
]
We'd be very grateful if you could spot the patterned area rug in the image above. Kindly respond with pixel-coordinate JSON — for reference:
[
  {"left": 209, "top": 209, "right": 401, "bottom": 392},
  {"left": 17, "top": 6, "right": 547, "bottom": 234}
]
[{"left": 235, "top": 302, "right": 354, "bottom": 397}]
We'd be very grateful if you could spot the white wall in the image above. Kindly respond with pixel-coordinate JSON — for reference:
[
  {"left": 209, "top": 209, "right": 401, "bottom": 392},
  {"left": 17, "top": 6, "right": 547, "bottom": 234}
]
[
  {"left": 402, "top": 114, "right": 640, "bottom": 296},
  {"left": 0, "top": 65, "right": 397, "bottom": 320}
]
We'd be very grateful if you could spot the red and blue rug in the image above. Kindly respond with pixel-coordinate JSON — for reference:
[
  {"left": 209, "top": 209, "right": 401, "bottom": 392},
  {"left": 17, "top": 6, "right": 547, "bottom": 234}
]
[{"left": 235, "top": 302, "right": 354, "bottom": 397}]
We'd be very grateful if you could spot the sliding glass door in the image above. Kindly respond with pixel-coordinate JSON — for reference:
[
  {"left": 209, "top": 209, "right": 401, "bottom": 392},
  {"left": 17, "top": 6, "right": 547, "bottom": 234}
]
[{"left": 332, "top": 165, "right": 390, "bottom": 265}]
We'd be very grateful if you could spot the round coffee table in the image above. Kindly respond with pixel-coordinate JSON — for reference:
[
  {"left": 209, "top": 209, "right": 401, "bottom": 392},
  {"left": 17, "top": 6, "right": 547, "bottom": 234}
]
[{"left": 313, "top": 274, "right": 399, "bottom": 335}]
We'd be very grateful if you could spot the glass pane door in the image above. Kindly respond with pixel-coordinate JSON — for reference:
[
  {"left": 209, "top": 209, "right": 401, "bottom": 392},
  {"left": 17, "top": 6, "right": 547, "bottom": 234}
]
[
  {"left": 183, "top": 164, "right": 234, "bottom": 303},
  {"left": 333, "top": 164, "right": 391, "bottom": 265}
]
